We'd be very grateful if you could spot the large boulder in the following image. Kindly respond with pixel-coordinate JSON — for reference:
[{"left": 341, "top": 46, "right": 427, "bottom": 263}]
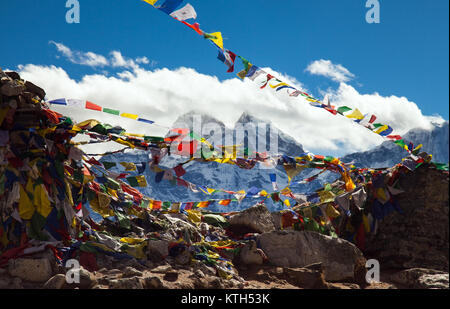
[
  {"left": 228, "top": 203, "right": 275, "bottom": 235},
  {"left": 365, "top": 165, "right": 449, "bottom": 271},
  {"left": 8, "top": 258, "right": 54, "bottom": 283},
  {"left": 257, "top": 230, "right": 366, "bottom": 283}
]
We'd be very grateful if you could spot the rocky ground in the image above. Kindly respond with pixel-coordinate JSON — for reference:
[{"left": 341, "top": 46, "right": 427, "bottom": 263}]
[{"left": 1, "top": 200, "right": 448, "bottom": 290}]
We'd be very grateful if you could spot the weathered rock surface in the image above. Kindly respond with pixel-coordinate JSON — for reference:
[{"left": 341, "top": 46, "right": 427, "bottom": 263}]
[
  {"left": 365, "top": 165, "right": 449, "bottom": 271},
  {"left": 43, "top": 274, "right": 67, "bottom": 289},
  {"left": 390, "top": 268, "right": 449, "bottom": 289},
  {"left": 257, "top": 230, "right": 366, "bottom": 283},
  {"left": 228, "top": 204, "right": 275, "bottom": 235},
  {"left": 8, "top": 258, "right": 53, "bottom": 283},
  {"left": 238, "top": 240, "right": 265, "bottom": 265}
]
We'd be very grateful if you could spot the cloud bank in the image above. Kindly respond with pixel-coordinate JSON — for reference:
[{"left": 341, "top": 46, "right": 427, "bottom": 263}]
[{"left": 15, "top": 51, "right": 445, "bottom": 157}]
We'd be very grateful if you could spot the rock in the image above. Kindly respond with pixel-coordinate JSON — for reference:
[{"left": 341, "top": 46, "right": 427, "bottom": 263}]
[
  {"left": 174, "top": 248, "right": 191, "bottom": 265},
  {"left": 257, "top": 230, "right": 366, "bottom": 283},
  {"left": 8, "top": 258, "right": 53, "bottom": 283},
  {"left": 107, "top": 269, "right": 122, "bottom": 276},
  {"left": 228, "top": 204, "right": 275, "bottom": 235},
  {"left": 11, "top": 277, "right": 23, "bottom": 289},
  {"left": 194, "top": 269, "right": 205, "bottom": 279},
  {"left": 208, "top": 277, "right": 224, "bottom": 289},
  {"left": 390, "top": 268, "right": 448, "bottom": 289},
  {"left": 110, "top": 277, "right": 144, "bottom": 289},
  {"left": 284, "top": 265, "right": 326, "bottom": 289},
  {"left": 194, "top": 262, "right": 216, "bottom": 276},
  {"left": 365, "top": 165, "right": 449, "bottom": 271},
  {"left": 1, "top": 81, "right": 25, "bottom": 97},
  {"left": 326, "top": 282, "right": 361, "bottom": 289},
  {"left": 163, "top": 271, "right": 179, "bottom": 282},
  {"left": 418, "top": 274, "right": 449, "bottom": 289},
  {"left": 43, "top": 274, "right": 67, "bottom": 289},
  {"left": 239, "top": 240, "right": 264, "bottom": 265},
  {"left": 123, "top": 267, "right": 143, "bottom": 278},
  {"left": 147, "top": 239, "right": 169, "bottom": 261},
  {"left": 0, "top": 277, "right": 11, "bottom": 289},
  {"left": 144, "top": 276, "right": 164, "bottom": 289},
  {"left": 271, "top": 212, "right": 283, "bottom": 230},
  {"left": 24, "top": 81, "right": 46, "bottom": 100},
  {"left": 152, "top": 264, "right": 173, "bottom": 273},
  {"left": 5, "top": 71, "right": 21, "bottom": 81},
  {"left": 78, "top": 267, "right": 98, "bottom": 289}
]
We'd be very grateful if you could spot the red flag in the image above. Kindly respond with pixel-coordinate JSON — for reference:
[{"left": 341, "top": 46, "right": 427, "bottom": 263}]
[
  {"left": 85, "top": 101, "right": 102, "bottom": 111},
  {"left": 181, "top": 21, "right": 203, "bottom": 35}
]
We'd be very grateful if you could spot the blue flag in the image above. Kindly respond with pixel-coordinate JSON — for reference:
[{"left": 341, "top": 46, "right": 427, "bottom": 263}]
[{"left": 157, "top": 0, "right": 183, "bottom": 14}]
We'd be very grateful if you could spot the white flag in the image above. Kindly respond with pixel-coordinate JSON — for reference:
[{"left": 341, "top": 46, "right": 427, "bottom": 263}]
[
  {"left": 170, "top": 3, "right": 197, "bottom": 21},
  {"left": 66, "top": 99, "right": 85, "bottom": 108}
]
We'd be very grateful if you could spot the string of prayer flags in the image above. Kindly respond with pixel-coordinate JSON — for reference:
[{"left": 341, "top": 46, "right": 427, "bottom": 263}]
[
  {"left": 48, "top": 98, "right": 156, "bottom": 126},
  {"left": 139, "top": 0, "right": 426, "bottom": 158}
]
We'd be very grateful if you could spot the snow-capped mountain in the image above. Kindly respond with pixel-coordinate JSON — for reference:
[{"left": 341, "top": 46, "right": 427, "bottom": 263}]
[
  {"left": 341, "top": 121, "right": 449, "bottom": 168},
  {"left": 100, "top": 113, "right": 448, "bottom": 213},
  {"left": 100, "top": 112, "right": 338, "bottom": 212}
]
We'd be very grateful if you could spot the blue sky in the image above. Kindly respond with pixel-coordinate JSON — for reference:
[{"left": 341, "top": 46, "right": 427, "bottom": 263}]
[{"left": 0, "top": 0, "right": 448, "bottom": 155}]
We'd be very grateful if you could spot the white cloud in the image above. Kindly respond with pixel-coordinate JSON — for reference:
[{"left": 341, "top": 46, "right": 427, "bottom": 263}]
[
  {"left": 306, "top": 59, "right": 355, "bottom": 83},
  {"left": 16, "top": 64, "right": 445, "bottom": 157},
  {"left": 50, "top": 42, "right": 153, "bottom": 70},
  {"left": 136, "top": 56, "right": 150, "bottom": 65},
  {"left": 50, "top": 41, "right": 109, "bottom": 67}
]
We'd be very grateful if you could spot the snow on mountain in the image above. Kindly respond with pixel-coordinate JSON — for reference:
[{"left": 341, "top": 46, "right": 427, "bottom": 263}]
[
  {"left": 100, "top": 112, "right": 448, "bottom": 213},
  {"left": 341, "top": 121, "right": 449, "bottom": 168},
  {"left": 100, "top": 112, "right": 339, "bottom": 213}
]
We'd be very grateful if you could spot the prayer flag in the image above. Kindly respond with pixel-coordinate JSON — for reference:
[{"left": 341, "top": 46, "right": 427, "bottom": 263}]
[
  {"left": 204, "top": 32, "right": 224, "bottom": 50},
  {"left": 157, "top": 0, "right": 183, "bottom": 14},
  {"left": 217, "top": 49, "right": 237, "bottom": 73},
  {"left": 142, "top": 0, "right": 159, "bottom": 6},
  {"left": 181, "top": 21, "right": 203, "bottom": 35},
  {"left": 49, "top": 98, "right": 67, "bottom": 105},
  {"left": 103, "top": 108, "right": 120, "bottom": 115},
  {"left": 85, "top": 101, "right": 102, "bottom": 111},
  {"left": 170, "top": 3, "right": 197, "bottom": 21},
  {"left": 121, "top": 113, "right": 139, "bottom": 120}
]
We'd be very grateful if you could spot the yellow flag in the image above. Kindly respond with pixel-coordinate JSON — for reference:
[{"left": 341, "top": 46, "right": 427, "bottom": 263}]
[
  {"left": 283, "top": 199, "right": 291, "bottom": 207},
  {"left": 269, "top": 82, "right": 290, "bottom": 89},
  {"left": 136, "top": 175, "right": 148, "bottom": 187},
  {"left": 142, "top": 0, "right": 158, "bottom": 6},
  {"left": 374, "top": 125, "right": 389, "bottom": 135},
  {"left": 34, "top": 184, "right": 52, "bottom": 218},
  {"left": 121, "top": 113, "right": 139, "bottom": 120},
  {"left": 326, "top": 203, "right": 341, "bottom": 219},
  {"left": 259, "top": 190, "right": 268, "bottom": 197},
  {"left": 186, "top": 210, "right": 202, "bottom": 225},
  {"left": 120, "top": 162, "right": 137, "bottom": 171},
  {"left": 346, "top": 108, "right": 364, "bottom": 120},
  {"left": 206, "top": 32, "right": 224, "bottom": 50},
  {"left": 19, "top": 183, "right": 35, "bottom": 220}
]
